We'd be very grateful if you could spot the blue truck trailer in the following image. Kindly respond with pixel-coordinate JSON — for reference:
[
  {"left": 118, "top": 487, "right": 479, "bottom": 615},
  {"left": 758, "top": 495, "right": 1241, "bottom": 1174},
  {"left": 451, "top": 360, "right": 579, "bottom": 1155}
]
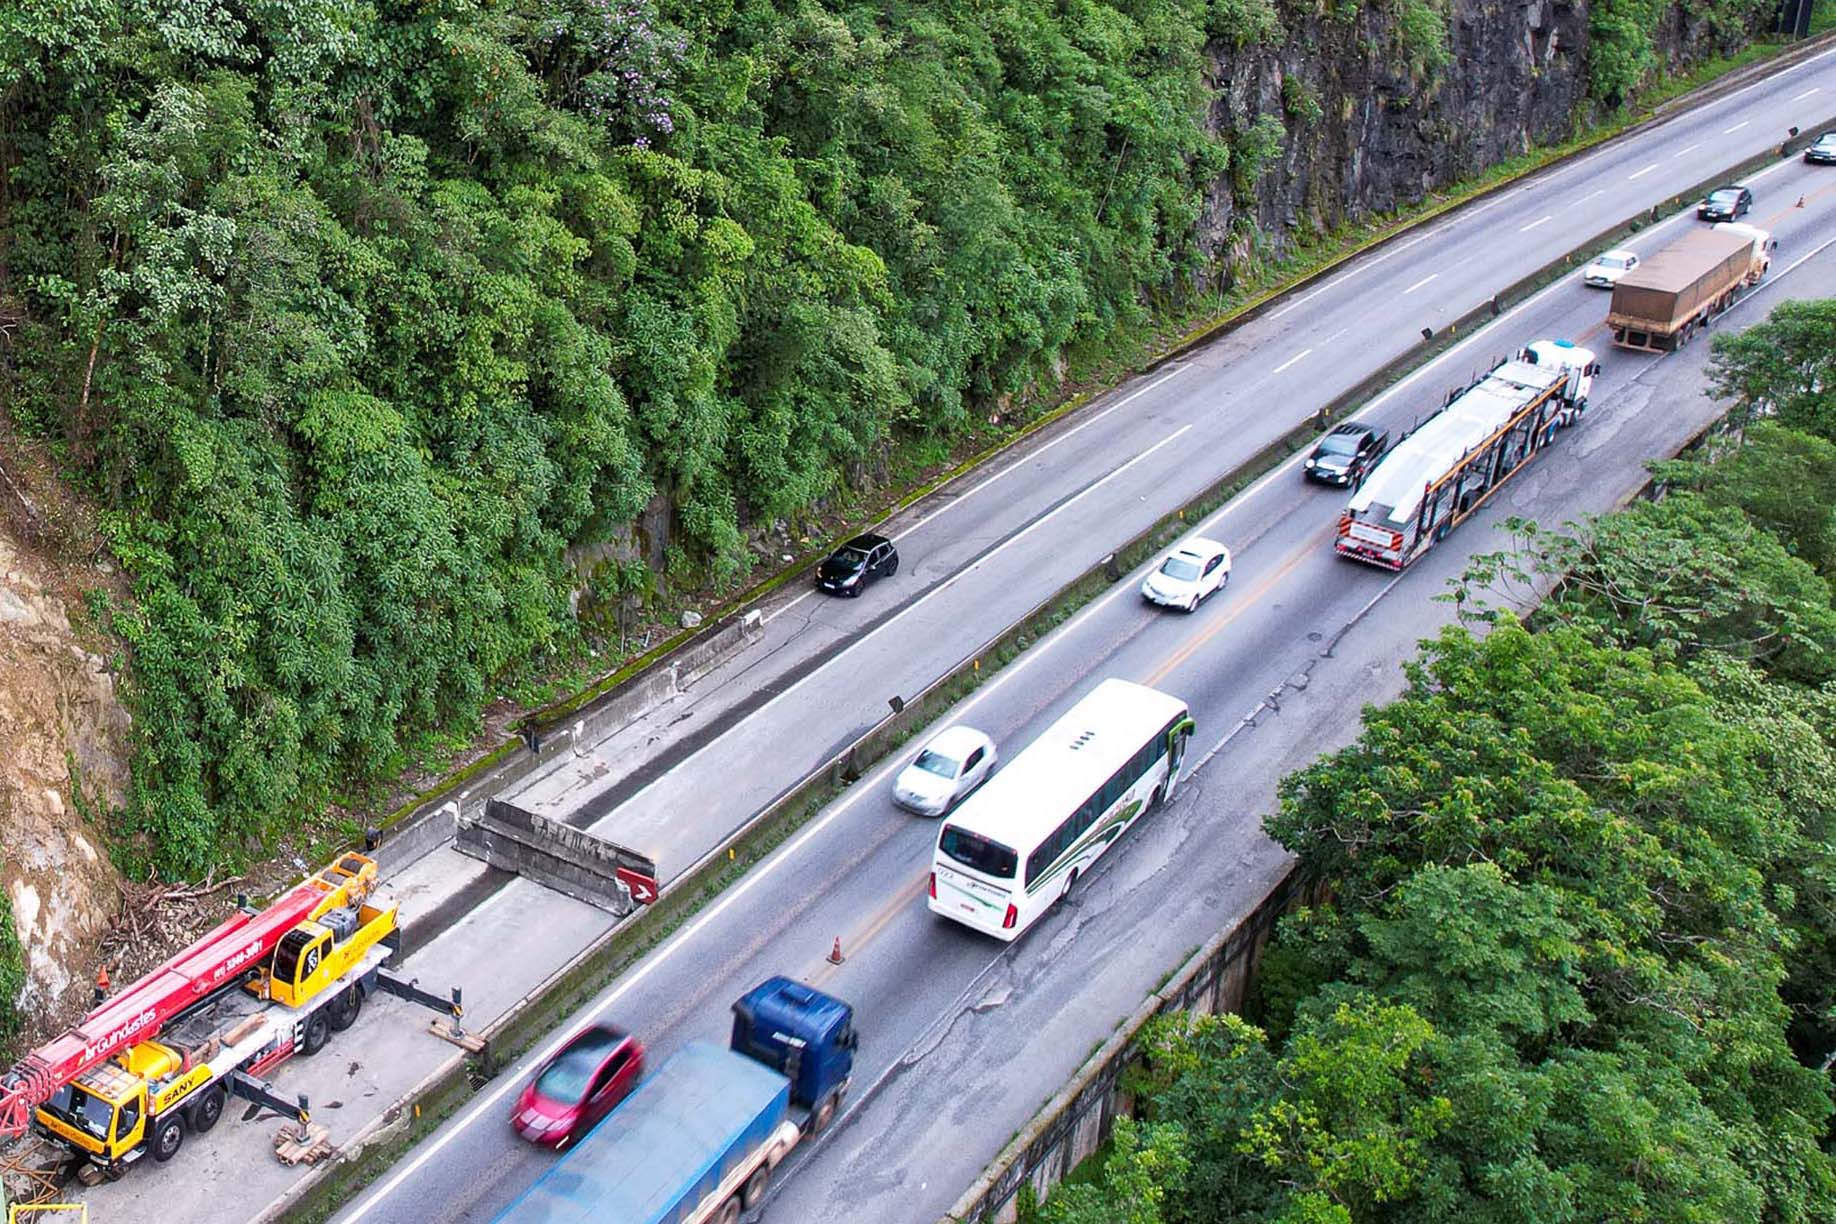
[{"left": 497, "top": 978, "right": 857, "bottom": 1224}]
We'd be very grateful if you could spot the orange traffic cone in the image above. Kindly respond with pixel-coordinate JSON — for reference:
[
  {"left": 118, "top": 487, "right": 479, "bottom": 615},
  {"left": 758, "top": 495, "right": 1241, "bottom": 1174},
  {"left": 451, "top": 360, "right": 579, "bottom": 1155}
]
[
  {"left": 1798, "top": 195, "right": 1807, "bottom": 209},
  {"left": 94, "top": 964, "right": 111, "bottom": 1005},
  {"left": 827, "top": 938, "right": 845, "bottom": 965}
]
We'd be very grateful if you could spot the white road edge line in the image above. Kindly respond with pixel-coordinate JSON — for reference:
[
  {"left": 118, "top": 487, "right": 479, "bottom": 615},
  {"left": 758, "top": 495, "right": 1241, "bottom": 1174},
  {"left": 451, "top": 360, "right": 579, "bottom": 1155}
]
[
  {"left": 1518, "top": 215, "right": 1552, "bottom": 233},
  {"left": 1793, "top": 87, "right": 1821, "bottom": 101},
  {"left": 335, "top": 84, "right": 1836, "bottom": 1223}
]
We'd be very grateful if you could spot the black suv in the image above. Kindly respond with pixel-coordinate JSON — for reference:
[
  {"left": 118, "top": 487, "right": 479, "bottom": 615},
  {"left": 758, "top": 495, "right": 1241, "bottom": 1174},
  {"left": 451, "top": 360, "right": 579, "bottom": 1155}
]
[
  {"left": 817, "top": 533, "right": 899, "bottom": 597},
  {"left": 1304, "top": 422, "right": 1390, "bottom": 487},
  {"left": 1697, "top": 185, "right": 1752, "bottom": 222}
]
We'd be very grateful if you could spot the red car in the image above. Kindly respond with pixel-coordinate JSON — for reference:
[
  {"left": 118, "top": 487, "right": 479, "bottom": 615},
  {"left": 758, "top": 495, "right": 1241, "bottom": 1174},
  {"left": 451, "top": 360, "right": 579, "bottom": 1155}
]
[{"left": 511, "top": 1024, "right": 645, "bottom": 1148}]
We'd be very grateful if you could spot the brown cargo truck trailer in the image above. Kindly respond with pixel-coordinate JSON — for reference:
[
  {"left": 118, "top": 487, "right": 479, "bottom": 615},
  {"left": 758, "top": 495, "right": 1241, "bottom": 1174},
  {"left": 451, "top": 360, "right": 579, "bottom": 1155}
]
[{"left": 1607, "top": 224, "right": 1772, "bottom": 352}]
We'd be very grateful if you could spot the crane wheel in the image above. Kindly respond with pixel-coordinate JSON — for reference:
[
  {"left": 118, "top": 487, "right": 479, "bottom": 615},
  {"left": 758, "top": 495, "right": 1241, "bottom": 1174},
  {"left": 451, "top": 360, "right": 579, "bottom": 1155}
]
[
  {"left": 328, "top": 984, "right": 364, "bottom": 1032},
  {"left": 152, "top": 1115, "right": 186, "bottom": 1163},
  {"left": 302, "top": 1011, "right": 331, "bottom": 1057},
  {"left": 715, "top": 1197, "right": 742, "bottom": 1224},
  {"left": 189, "top": 1086, "right": 226, "bottom": 1134}
]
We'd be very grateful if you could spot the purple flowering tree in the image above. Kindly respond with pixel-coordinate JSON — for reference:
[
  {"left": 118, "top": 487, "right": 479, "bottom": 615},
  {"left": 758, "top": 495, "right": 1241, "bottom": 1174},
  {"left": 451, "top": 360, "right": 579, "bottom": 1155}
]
[{"left": 527, "top": 0, "right": 686, "bottom": 147}]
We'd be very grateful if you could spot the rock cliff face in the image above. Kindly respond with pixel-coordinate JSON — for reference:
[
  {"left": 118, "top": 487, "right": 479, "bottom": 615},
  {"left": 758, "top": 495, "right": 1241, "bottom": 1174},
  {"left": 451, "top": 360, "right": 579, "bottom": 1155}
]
[
  {"left": 0, "top": 528, "right": 127, "bottom": 1027},
  {"left": 1201, "top": 1, "right": 1765, "bottom": 265}
]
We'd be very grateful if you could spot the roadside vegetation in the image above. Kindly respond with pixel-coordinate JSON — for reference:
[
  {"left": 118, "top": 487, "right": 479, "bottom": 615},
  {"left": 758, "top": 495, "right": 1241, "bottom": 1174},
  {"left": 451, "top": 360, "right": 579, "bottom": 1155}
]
[{"left": 1031, "top": 300, "right": 1836, "bottom": 1222}]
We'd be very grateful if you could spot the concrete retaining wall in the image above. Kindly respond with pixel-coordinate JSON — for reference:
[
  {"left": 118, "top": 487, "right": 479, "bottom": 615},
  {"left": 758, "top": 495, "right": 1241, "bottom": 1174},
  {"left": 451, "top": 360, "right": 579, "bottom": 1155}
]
[{"left": 454, "top": 799, "right": 659, "bottom": 913}]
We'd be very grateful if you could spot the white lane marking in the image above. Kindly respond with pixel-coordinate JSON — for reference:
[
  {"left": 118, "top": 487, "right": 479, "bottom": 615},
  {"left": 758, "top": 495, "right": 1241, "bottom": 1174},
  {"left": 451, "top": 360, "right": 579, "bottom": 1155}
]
[
  {"left": 1518, "top": 215, "right": 1552, "bottom": 233},
  {"left": 1403, "top": 274, "right": 1437, "bottom": 294},
  {"left": 1793, "top": 87, "right": 1821, "bottom": 101},
  {"left": 1724, "top": 120, "right": 1749, "bottom": 134},
  {"left": 763, "top": 363, "right": 1194, "bottom": 626},
  {"left": 1323, "top": 328, "right": 1349, "bottom": 345},
  {"left": 335, "top": 76, "right": 1836, "bottom": 1222},
  {"left": 1674, "top": 143, "right": 1701, "bottom": 157},
  {"left": 1273, "top": 348, "right": 1313, "bottom": 374},
  {"left": 1584, "top": 189, "right": 1606, "bottom": 201},
  {"left": 1627, "top": 163, "right": 1660, "bottom": 180}
]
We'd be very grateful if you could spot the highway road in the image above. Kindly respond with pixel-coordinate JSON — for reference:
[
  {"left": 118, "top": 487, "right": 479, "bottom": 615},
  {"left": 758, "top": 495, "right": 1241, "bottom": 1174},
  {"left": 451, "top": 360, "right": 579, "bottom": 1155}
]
[
  {"left": 321, "top": 74, "right": 1836, "bottom": 1224},
  {"left": 63, "top": 39, "right": 1836, "bottom": 1224}
]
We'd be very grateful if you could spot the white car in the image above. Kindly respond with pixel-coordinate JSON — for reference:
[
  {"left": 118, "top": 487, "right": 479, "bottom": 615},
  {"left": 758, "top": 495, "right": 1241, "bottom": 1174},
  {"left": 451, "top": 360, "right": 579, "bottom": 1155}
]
[
  {"left": 1140, "top": 538, "right": 1231, "bottom": 612},
  {"left": 1581, "top": 248, "right": 1640, "bottom": 288},
  {"left": 893, "top": 725, "right": 997, "bottom": 816}
]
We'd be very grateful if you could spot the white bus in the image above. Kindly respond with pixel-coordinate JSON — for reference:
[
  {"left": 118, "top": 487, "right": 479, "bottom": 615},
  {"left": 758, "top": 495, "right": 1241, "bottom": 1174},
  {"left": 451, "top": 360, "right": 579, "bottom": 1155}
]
[{"left": 928, "top": 678, "right": 1194, "bottom": 941}]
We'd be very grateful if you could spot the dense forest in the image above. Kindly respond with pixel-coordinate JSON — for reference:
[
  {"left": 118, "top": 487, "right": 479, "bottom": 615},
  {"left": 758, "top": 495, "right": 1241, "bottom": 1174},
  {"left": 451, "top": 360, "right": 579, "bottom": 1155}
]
[
  {"left": 0, "top": 0, "right": 1783, "bottom": 881},
  {"left": 1038, "top": 300, "right": 1836, "bottom": 1222}
]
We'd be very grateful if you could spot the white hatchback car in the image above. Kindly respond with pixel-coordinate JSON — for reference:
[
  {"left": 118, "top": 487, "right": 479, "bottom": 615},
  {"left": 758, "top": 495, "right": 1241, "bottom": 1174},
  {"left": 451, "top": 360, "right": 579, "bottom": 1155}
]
[
  {"left": 1582, "top": 248, "right": 1640, "bottom": 288},
  {"left": 1141, "top": 538, "right": 1231, "bottom": 612},
  {"left": 893, "top": 725, "right": 998, "bottom": 816}
]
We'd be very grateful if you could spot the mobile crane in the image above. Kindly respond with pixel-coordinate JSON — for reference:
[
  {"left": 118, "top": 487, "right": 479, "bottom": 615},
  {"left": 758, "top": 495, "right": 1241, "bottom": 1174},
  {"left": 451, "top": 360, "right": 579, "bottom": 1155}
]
[{"left": 0, "top": 852, "right": 470, "bottom": 1183}]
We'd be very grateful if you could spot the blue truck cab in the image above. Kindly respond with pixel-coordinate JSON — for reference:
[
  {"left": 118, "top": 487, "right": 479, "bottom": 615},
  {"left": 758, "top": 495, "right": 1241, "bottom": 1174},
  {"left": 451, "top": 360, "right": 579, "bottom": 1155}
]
[{"left": 730, "top": 976, "right": 857, "bottom": 1131}]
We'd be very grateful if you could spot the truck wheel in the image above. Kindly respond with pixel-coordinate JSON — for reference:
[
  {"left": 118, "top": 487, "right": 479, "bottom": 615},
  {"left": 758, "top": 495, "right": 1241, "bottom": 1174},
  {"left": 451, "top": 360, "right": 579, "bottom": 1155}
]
[
  {"left": 715, "top": 1197, "right": 742, "bottom": 1224},
  {"left": 743, "top": 1163, "right": 772, "bottom": 1208},
  {"left": 328, "top": 984, "right": 364, "bottom": 1032},
  {"left": 811, "top": 1092, "right": 838, "bottom": 1135},
  {"left": 188, "top": 1086, "right": 226, "bottom": 1134},
  {"left": 151, "top": 1115, "right": 185, "bottom": 1163},
  {"left": 302, "top": 1011, "right": 331, "bottom": 1057}
]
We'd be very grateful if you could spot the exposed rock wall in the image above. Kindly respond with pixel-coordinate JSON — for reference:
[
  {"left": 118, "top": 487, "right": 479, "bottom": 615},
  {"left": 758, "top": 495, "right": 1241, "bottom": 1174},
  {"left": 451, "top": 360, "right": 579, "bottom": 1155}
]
[
  {"left": 0, "top": 528, "right": 127, "bottom": 1029},
  {"left": 1201, "top": 1, "right": 1767, "bottom": 265}
]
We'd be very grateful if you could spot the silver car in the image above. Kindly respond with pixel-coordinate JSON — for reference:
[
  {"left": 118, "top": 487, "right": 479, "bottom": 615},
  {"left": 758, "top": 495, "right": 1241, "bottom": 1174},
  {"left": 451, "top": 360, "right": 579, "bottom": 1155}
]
[{"left": 893, "top": 725, "right": 997, "bottom": 815}]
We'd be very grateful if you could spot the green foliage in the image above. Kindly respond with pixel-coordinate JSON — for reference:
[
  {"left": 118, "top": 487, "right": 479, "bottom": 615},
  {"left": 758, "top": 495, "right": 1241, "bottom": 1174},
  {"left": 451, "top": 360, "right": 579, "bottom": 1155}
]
[
  {"left": 0, "top": 890, "right": 22, "bottom": 1051},
  {"left": 1208, "top": 0, "right": 1284, "bottom": 48},
  {"left": 2, "top": 0, "right": 1229, "bottom": 871},
  {"left": 1707, "top": 298, "right": 1836, "bottom": 436},
  {"left": 1281, "top": 76, "right": 1324, "bottom": 126},
  {"left": 1039, "top": 1115, "right": 1189, "bottom": 1224},
  {"left": 1232, "top": 114, "right": 1288, "bottom": 198},
  {"left": 1587, "top": 0, "right": 1775, "bottom": 107},
  {"left": 1386, "top": 0, "right": 1450, "bottom": 85}
]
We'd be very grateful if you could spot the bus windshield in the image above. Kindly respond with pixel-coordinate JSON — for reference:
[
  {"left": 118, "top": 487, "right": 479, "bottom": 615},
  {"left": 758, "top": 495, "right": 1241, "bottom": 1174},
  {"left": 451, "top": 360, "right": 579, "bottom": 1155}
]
[{"left": 938, "top": 827, "right": 1017, "bottom": 879}]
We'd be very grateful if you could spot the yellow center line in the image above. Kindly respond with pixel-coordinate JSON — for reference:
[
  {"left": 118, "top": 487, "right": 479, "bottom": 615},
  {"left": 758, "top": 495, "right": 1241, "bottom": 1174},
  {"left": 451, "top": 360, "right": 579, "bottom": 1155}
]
[{"left": 1143, "top": 525, "right": 1332, "bottom": 689}]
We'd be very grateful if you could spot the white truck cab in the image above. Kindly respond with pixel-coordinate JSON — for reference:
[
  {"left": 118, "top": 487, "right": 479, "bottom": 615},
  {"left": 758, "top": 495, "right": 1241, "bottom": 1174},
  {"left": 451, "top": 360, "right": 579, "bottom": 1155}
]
[{"left": 1522, "top": 339, "right": 1598, "bottom": 426}]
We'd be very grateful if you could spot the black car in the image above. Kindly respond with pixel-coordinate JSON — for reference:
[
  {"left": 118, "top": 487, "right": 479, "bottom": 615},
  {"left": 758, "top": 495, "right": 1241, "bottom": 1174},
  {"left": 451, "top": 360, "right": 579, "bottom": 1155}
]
[
  {"left": 1806, "top": 133, "right": 1836, "bottom": 166},
  {"left": 817, "top": 533, "right": 898, "bottom": 596},
  {"left": 1697, "top": 185, "right": 1752, "bottom": 222},
  {"left": 1304, "top": 422, "right": 1390, "bottom": 487}
]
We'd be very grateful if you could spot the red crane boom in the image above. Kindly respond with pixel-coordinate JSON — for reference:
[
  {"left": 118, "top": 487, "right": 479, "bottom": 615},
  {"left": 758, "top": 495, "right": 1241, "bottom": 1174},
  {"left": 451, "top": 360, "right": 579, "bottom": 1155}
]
[{"left": 0, "top": 854, "right": 378, "bottom": 1137}]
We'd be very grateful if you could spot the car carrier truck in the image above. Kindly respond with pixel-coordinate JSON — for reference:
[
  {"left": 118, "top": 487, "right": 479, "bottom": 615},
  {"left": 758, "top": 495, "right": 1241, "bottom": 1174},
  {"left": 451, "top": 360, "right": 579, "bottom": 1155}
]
[
  {"left": 1606, "top": 222, "right": 1772, "bottom": 351},
  {"left": 0, "top": 852, "right": 470, "bottom": 1184},
  {"left": 497, "top": 977, "right": 858, "bottom": 1224},
  {"left": 1335, "top": 339, "right": 1597, "bottom": 570}
]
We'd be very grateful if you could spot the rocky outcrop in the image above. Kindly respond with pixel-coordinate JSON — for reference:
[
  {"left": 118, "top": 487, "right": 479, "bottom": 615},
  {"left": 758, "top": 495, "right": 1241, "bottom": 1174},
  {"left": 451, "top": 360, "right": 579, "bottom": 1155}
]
[
  {"left": 1201, "top": 1, "right": 1768, "bottom": 266},
  {"left": 0, "top": 529, "right": 127, "bottom": 1026}
]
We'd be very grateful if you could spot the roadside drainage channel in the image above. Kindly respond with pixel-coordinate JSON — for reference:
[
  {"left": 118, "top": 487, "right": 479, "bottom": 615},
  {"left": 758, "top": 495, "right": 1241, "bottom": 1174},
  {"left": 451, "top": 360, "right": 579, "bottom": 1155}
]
[{"left": 272, "top": 110, "right": 1836, "bottom": 1224}]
